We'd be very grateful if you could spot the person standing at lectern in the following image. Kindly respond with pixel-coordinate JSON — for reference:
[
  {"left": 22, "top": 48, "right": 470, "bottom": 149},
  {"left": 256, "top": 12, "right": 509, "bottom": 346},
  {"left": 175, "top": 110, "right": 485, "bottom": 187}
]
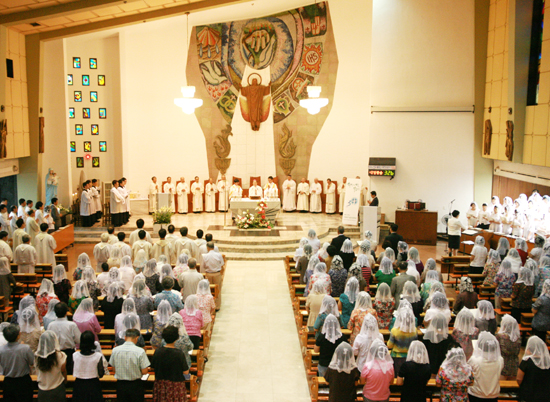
[
  {"left": 447, "top": 210, "right": 467, "bottom": 256},
  {"left": 249, "top": 180, "right": 262, "bottom": 198},
  {"left": 148, "top": 177, "right": 158, "bottom": 214},
  {"left": 163, "top": 177, "right": 175, "bottom": 213},
  {"left": 191, "top": 177, "right": 204, "bottom": 213},
  {"left": 282, "top": 175, "right": 296, "bottom": 212},
  {"left": 366, "top": 189, "right": 379, "bottom": 207}
]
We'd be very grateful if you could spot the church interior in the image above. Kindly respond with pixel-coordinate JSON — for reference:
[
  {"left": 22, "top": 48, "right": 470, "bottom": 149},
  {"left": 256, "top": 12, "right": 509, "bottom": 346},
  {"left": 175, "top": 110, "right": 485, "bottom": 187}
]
[{"left": 2, "top": 0, "right": 550, "bottom": 401}]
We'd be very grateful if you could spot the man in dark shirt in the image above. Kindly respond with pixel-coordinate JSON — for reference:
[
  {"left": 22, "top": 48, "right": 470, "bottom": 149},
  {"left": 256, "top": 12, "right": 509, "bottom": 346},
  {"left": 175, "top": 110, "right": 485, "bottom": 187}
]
[
  {"left": 385, "top": 223, "right": 403, "bottom": 256},
  {"left": 330, "top": 226, "right": 350, "bottom": 252},
  {"left": 368, "top": 191, "right": 379, "bottom": 207}
]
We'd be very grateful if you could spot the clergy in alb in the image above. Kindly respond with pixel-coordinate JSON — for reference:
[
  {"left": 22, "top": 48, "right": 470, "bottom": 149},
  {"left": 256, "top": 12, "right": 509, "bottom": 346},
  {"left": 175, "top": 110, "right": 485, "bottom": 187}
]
[
  {"left": 263, "top": 176, "right": 278, "bottom": 199},
  {"left": 34, "top": 223, "right": 56, "bottom": 265},
  {"left": 249, "top": 180, "right": 262, "bottom": 198},
  {"left": 149, "top": 176, "right": 158, "bottom": 213},
  {"left": 217, "top": 176, "right": 229, "bottom": 212},
  {"left": 110, "top": 180, "right": 126, "bottom": 227},
  {"left": 338, "top": 177, "right": 347, "bottom": 214},
  {"left": 80, "top": 181, "right": 93, "bottom": 227},
  {"left": 177, "top": 177, "right": 189, "bottom": 214},
  {"left": 25, "top": 210, "right": 40, "bottom": 245},
  {"left": 310, "top": 178, "right": 322, "bottom": 213},
  {"left": 325, "top": 179, "right": 336, "bottom": 214},
  {"left": 163, "top": 177, "right": 176, "bottom": 212},
  {"left": 191, "top": 177, "right": 204, "bottom": 213},
  {"left": 205, "top": 178, "right": 217, "bottom": 213},
  {"left": 229, "top": 179, "right": 243, "bottom": 199},
  {"left": 297, "top": 178, "right": 310, "bottom": 212},
  {"left": 14, "top": 234, "right": 37, "bottom": 274},
  {"left": 282, "top": 175, "right": 296, "bottom": 212}
]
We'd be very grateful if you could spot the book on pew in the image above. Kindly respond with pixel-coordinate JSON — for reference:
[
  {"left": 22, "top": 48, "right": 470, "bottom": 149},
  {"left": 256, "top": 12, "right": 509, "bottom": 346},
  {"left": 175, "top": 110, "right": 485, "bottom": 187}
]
[{"left": 141, "top": 374, "right": 150, "bottom": 381}]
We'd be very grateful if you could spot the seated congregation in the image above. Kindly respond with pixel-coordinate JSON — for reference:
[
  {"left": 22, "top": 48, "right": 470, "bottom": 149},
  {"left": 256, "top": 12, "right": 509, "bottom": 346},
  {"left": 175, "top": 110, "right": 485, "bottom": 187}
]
[{"left": 291, "top": 227, "right": 550, "bottom": 402}]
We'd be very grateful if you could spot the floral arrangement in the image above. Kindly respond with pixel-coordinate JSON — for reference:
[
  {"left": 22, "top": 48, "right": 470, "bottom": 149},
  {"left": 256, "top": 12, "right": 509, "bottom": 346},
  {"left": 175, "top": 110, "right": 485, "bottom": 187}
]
[
  {"left": 152, "top": 206, "right": 173, "bottom": 224},
  {"left": 236, "top": 200, "right": 272, "bottom": 229},
  {"left": 57, "top": 204, "right": 72, "bottom": 214}
]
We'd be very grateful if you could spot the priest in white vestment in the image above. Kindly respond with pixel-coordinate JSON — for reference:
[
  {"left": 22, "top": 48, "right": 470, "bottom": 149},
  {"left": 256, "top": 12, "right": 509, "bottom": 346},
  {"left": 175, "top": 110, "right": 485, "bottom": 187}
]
[
  {"left": 263, "top": 176, "right": 278, "bottom": 199},
  {"left": 310, "top": 178, "right": 322, "bottom": 213},
  {"left": 80, "top": 182, "right": 93, "bottom": 227},
  {"left": 217, "top": 176, "right": 229, "bottom": 212},
  {"left": 25, "top": 211, "right": 40, "bottom": 246},
  {"left": 249, "top": 180, "right": 262, "bottom": 198},
  {"left": 229, "top": 179, "right": 243, "bottom": 199},
  {"left": 163, "top": 177, "right": 176, "bottom": 212},
  {"left": 34, "top": 224, "right": 57, "bottom": 265},
  {"left": 205, "top": 178, "right": 217, "bottom": 213},
  {"left": 110, "top": 180, "right": 126, "bottom": 227},
  {"left": 0, "top": 232, "right": 13, "bottom": 261},
  {"left": 92, "top": 180, "right": 102, "bottom": 219},
  {"left": 297, "top": 178, "right": 310, "bottom": 212},
  {"left": 191, "top": 176, "right": 204, "bottom": 213},
  {"left": 149, "top": 176, "right": 158, "bottom": 213},
  {"left": 88, "top": 184, "right": 98, "bottom": 223},
  {"left": 176, "top": 178, "right": 189, "bottom": 214},
  {"left": 14, "top": 234, "right": 37, "bottom": 273},
  {"left": 93, "top": 233, "right": 111, "bottom": 271},
  {"left": 338, "top": 177, "right": 347, "bottom": 214},
  {"left": 325, "top": 179, "right": 336, "bottom": 214},
  {"left": 282, "top": 175, "right": 296, "bottom": 212},
  {"left": 151, "top": 229, "right": 172, "bottom": 260}
]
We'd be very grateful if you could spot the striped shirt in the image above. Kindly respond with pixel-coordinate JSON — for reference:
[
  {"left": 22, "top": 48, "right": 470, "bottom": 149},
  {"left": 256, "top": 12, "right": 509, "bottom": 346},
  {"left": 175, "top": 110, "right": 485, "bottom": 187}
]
[
  {"left": 109, "top": 341, "right": 150, "bottom": 381},
  {"left": 387, "top": 327, "right": 417, "bottom": 358}
]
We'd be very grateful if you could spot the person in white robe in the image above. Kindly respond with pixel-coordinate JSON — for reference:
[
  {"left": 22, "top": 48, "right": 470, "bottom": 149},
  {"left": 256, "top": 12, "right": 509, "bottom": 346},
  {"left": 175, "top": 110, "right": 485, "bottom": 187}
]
[
  {"left": 12, "top": 219, "right": 26, "bottom": 251},
  {"left": 173, "top": 228, "right": 200, "bottom": 261},
  {"left": 338, "top": 177, "right": 347, "bottom": 214},
  {"left": 17, "top": 199, "right": 27, "bottom": 219},
  {"left": 205, "top": 178, "right": 217, "bottom": 213},
  {"left": 309, "top": 178, "right": 322, "bottom": 213},
  {"left": 191, "top": 177, "right": 204, "bottom": 213},
  {"left": 282, "top": 175, "right": 296, "bottom": 212},
  {"left": 80, "top": 181, "right": 93, "bottom": 227},
  {"left": 263, "top": 176, "right": 278, "bottom": 199},
  {"left": 466, "top": 202, "right": 479, "bottom": 228},
  {"left": 217, "top": 176, "right": 229, "bottom": 212},
  {"left": 297, "top": 178, "right": 310, "bottom": 212},
  {"left": 151, "top": 229, "right": 172, "bottom": 260},
  {"left": 132, "top": 230, "right": 152, "bottom": 260},
  {"left": 113, "top": 233, "right": 132, "bottom": 258},
  {"left": 93, "top": 233, "right": 111, "bottom": 272},
  {"left": 248, "top": 180, "right": 262, "bottom": 197},
  {"left": 110, "top": 180, "right": 125, "bottom": 227},
  {"left": 9, "top": 206, "right": 18, "bottom": 236},
  {"left": 34, "top": 202, "right": 46, "bottom": 225},
  {"left": 149, "top": 176, "right": 158, "bottom": 213},
  {"left": 34, "top": 223, "right": 57, "bottom": 265},
  {"left": 325, "top": 179, "right": 336, "bottom": 214},
  {"left": 92, "top": 180, "right": 102, "bottom": 219},
  {"left": 88, "top": 183, "right": 98, "bottom": 223},
  {"left": 176, "top": 178, "right": 189, "bottom": 214},
  {"left": 0, "top": 231, "right": 13, "bottom": 261},
  {"left": 24, "top": 201, "right": 33, "bottom": 216},
  {"left": 25, "top": 210, "right": 40, "bottom": 245},
  {"left": 14, "top": 234, "right": 37, "bottom": 273},
  {"left": 129, "top": 219, "right": 152, "bottom": 245},
  {"left": 0, "top": 205, "right": 10, "bottom": 234},
  {"left": 163, "top": 177, "right": 176, "bottom": 213}
]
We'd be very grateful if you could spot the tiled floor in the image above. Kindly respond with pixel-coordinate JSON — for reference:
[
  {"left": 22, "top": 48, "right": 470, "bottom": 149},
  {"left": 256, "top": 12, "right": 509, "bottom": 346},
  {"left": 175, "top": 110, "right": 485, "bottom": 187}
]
[{"left": 198, "top": 261, "right": 310, "bottom": 402}]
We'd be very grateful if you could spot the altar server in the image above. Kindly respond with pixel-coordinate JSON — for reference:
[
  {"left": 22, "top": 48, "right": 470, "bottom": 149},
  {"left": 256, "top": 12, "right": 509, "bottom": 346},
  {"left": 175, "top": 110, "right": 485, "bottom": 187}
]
[
  {"left": 310, "top": 178, "right": 322, "bottom": 213},
  {"left": 263, "top": 176, "right": 278, "bottom": 199},
  {"left": 118, "top": 178, "right": 130, "bottom": 224},
  {"left": 297, "top": 178, "right": 310, "bottom": 212},
  {"left": 249, "top": 180, "right": 262, "bottom": 198},
  {"left": 205, "top": 178, "right": 217, "bottom": 213},
  {"left": 14, "top": 234, "right": 37, "bottom": 273},
  {"left": 338, "top": 177, "right": 347, "bottom": 214},
  {"left": 163, "top": 177, "right": 176, "bottom": 213},
  {"left": 110, "top": 180, "right": 125, "bottom": 227},
  {"left": 88, "top": 182, "right": 97, "bottom": 223},
  {"left": 34, "top": 223, "right": 56, "bottom": 265},
  {"left": 177, "top": 177, "right": 189, "bottom": 214},
  {"left": 229, "top": 179, "right": 243, "bottom": 199},
  {"left": 34, "top": 202, "right": 46, "bottom": 226},
  {"left": 17, "top": 198, "right": 27, "bottom": 219},
  {"left": 282, "top": 175, "right": 296, "bottom": 212},
  {"left": 325, "top": 179, "right": 336, "bottom": 214},
  {"left": 217, "top": 175, "right": 229, "bottom": 212},
  {"left": 25, "top": 210, "right": 40, "bottom": 245},
  {"left": 0, "top": 205, "right": 9, "bottom": 235},
  {"left": 191, "top": 176, "right": 204, "bottom": 213},
  {"left": 80, "top": 181, "right": 93, "bottom": 227},
  {"left": 149, "top": 176, "right": 158, "bottom": 213},
  {"left": 91, "top": 179, "right": 102, "bottom": 221}
]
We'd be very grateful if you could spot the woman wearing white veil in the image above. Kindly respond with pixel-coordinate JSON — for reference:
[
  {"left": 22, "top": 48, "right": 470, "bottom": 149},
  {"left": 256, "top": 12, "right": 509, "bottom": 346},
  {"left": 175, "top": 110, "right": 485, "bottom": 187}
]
[
  {"left": 115, "top": 313, "right": 144, "bottom": 347},
  {"left": 35, "top": 330, "right": 67, "bottom": 401},
  {"left": 374, "top": 257, "right": 396, "bottom": 288},
  {"left": 360, "top": 339, "right": 394, "bottom": 401},
  {"left": 181, "top": 295, "right": 204, "bottom": 350},
  {"left": 423, "top": 292, "right": 451, "bottom": 325},
  {"left": 339, "top": 277, "right": 359, "bottom": 328},
  {"left": 324, "top": 342, "right": 361, "bottom": 402},
  {"left": 348, "top": 292, "right": 377, "bottom": 344},
  {"left": 107, "top": 245, "right": 122, "bottom": 268},
  {"left": 129, "top": 278, "right": 154, "bottom": 330},
  {"left": 517, "top": 336, "right": 550, "bottom": 401},
  {"left": 435, "top": 348, "right": 474, "bottom": 401},
  {"left": 467, "top": 331, "right": 504, "bottom": 401},
  {"left": 373, "top": 282, "right": 394, "bottom": 329},
  {"left": 43, "top": 298, "right": 59, "bottom": 330},
  {"left": 405, "top": 260, "right": 420, "bottom": 284},
  {"left": 143, "top": 258, "right": 161, "bottom": 296},
  {"left": 496, "top": 314, "right": 521, "bottom": 379},
  {"left": 511, "top": 267, "right": 535, "bottom": 323},
  {"left": 294, "top": 237, "right": 309, "bottom": 263},
  {"left": 340, "top": 239, "right": 355, "bottom": 270},
  {"left": 52, "top": 264, "right": 71, "bottom": 304},
  {"left": 173, "top": 253, "right": 190, "bottom": 278},
  {"left": 73, "top": 253, "right": 91, "bottom": 281},
  {"left": 308, "top": 262, "right": 332, "bottom": 296},
  {"left": 114, "top": 298, "right": 137, "bottom": 338},
  {"left": 68, "top": 280, "right": 90, "bottom": 313},
  {"left": 314, "top": 314, "right": 344, "bottom": 377},
  {"left": 388, "top": 302, "right": 417, "bottom": 376},
  {"left": 451, "top": 308, "right": 479, "bottom": 360},
  {"left": 395, "top": 340, "right": 432, "bottom": 402},
  {"left": 352, "top": 313, "right": 383, "bottom": 370},
  {"left": 422, "top": 312, "right": 451, "bottom": 375},
  {"left": 196, "top": 279, "right": 216, "bottom": 332},
  {"left": 18, "top": 306, "right": 42, "bottom": 352},
  {"left": 151, "top": 300, "right": 173, "bottom": 349},
  {"left": 307, "top": 229, "right": 321, "bottom": 255},
  {"left": 73, "top": 298, "right": 101, "bottom": 341},
  {"left": 119, "top": 255, "right": 136, "bottom": 294},
  {"left": 475, "top": 300, "right": 497, "bottom": 335},
  {"left": 165, "top": 312, "right": 194, "bottom": 369},
  {"left": 133, "top": 249, "right": 148, "bottom": 273},
  {"left": 36, "top": 278, "right": 59, "bottom": 322},
  {"left": 306, "top": 281, "right": 327, "bottom": 330}
]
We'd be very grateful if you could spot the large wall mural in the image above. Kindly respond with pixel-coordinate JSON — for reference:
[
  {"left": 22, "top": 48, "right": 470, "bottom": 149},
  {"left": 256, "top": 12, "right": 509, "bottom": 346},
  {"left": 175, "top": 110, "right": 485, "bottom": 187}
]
[{"left": 187, "top": 2, "right": 338, "bottom": 183}]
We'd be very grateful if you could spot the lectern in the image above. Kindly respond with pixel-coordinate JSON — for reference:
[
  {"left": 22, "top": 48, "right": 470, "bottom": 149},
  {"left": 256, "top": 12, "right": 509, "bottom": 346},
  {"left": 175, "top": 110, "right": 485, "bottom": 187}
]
[
  {"left": 156, "top": 193, "right": 171, "bottom": 209},
  {"left": 360, "top": 206, "right": 381, "bottom": 243}
]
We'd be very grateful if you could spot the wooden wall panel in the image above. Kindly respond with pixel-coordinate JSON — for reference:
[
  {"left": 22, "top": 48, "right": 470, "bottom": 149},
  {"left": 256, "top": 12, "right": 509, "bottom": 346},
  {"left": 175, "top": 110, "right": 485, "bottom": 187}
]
[{"left": 491, "top": 175, "right": 550, "bottom": 201}]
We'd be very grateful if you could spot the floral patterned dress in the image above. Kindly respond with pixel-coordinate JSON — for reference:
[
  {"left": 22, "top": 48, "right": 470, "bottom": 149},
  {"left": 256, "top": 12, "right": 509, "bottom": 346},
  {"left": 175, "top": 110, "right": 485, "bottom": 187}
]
[
  {"left": 131, "top": 295, "right": 155, "bottom": 329},
  {"left": 347, "top": 308, "right": 377, "bottom": 344},
  {"left": 496, "top": 333, "right": 521, "bottom": 377},
  {"left": 196, "top": 293, "right": 216, "bottom": 327},
  {"left": 151, "top": 315, "right": 168, "bottom": 348},
  {"left": 451, "top": 327, "right": 479, "bottom": 360},
  {"left": 435, "top": 368, "right": 474, "bottom": 402},
  {"left": 536, "top": 267, "right": 550, "bottom": 296},
  {"left": 36, "top": 294, "right": 59, "bottom": 322},
  {"left": 482, "top": 262, "right": 500, "bottom": 286},
  {"left": 308, "top": 273, "right": 331, "bottom": 295},
  {"left": 374, "top": 299, "right": 395, "bottom": 329},
  {"left": 145, "top": 273, "right": 161, "bottom": 296},
  {"left": 328, "top": 269, "right": 348, "bottom": 298},
  {"left": 494, "top": 272, "right": 515, "bottom": 298}
]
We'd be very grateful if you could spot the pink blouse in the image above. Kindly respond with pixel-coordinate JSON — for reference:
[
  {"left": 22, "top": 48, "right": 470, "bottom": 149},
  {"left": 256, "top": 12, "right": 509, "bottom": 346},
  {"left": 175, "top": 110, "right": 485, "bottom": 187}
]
[
  {"left": 74, "top": 316, "right": 102, "bottom": 342},
  {"left": 196, "top": 294, "right": 216, "bottom": 326},
  {"left": 179, "top": 310, "right": 204, "bottom": 337}
]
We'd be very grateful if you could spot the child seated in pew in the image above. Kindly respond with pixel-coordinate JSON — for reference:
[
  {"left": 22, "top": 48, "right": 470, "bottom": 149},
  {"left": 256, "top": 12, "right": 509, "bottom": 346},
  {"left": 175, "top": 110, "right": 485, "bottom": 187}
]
[
  {"left": 72, "top": 331, "right": 109, "bottom": 402},
  {"left": 339, "top": 277, "right": 359, "bottom": 328},
  {"left": 475, "top": 300, "right": 497, "bottom": 335},
  {"left": 452, "top": 308, "right": 479, "bottom": 360},
  {"left": 496, "top": 314, "right": 521, "bottom": 380},
  {"left": 180, "top": 295, "right": 204, "bottom": 350},
  {"left": 314, "top": 295, "right": 341, "bottom": 339},
  {"left": 361, "top": 339, "right": 394, "bottom": 401},
  {"left": 396, "top": 341, "right": 432, "bottom": 402},
  {"left": 347, "top": 292, "right": 377, "bottom": 345},
  {"left": 436, "top": 348, "right": 474, "bottom": 402},
  {"left": 352, "top": 313, "right": 383, "bottom": 370},
  {"left": 307, "top": 281, "right": 327, "bottom": 330},
  {"left": 324, "top": 342, "right": 361, "bottom": 402},
  {"left": 373, "top": 282, "right": 395, "bottom": 330},
  {"left": 315, "top": 314, "right": 344, "bottom": 377}
]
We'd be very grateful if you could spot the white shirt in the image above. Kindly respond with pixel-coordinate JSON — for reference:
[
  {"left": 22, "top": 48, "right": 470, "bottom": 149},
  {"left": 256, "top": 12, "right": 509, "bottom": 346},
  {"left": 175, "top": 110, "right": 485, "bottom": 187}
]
[
  {"left": 48, "top": 318, "right": 81, "bottom": 349},
  {"left": 73, "top": 352, "right": 107, "bottom": 379},
  {"left": 202, "top": 251, "right": 224, "bottom": 273},
  {"left": 447, "top": 217, "right": 467, "bottom": 236},
  {"left": 129, "top": 228, "right": 152, "bottom": 246},
  {"left": 467, "top": 356, "right": 504, "bottom": 399},
  {"left": 470, "top": 245, "right": 488, "bottom": 267},
  {"left": 0, "top": 240, "right": 13, "bottom": 261}
]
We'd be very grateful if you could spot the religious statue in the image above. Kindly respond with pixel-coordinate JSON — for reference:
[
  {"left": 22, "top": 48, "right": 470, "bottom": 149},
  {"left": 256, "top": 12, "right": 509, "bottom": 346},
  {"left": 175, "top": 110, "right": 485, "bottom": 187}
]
[
  {"left": 214, "top": 125, "right": 232, "bottom": 174},
  {"left": 240, "top": 74, "right": 271, "bottom": 131},
  {"left": 483, "top": 119, "right": 492, "bottom": 156},
  {"left": 279, "top": 123, "right": 297, "bottom": 176},
  {"left": 0, "top": 120, "right": 7, "bottom": 159},
  {"left": 45, "top": 168, "right": 58, "bottom": 205},
  {"left": 505, "top": 120, "right": 514, "bottom": 161}
]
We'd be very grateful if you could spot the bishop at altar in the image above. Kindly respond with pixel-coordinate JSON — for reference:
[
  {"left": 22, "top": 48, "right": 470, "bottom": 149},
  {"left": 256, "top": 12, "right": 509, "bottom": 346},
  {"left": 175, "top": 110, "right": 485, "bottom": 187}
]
[
  {"left": 297, "top": 179, "right": 310, "bottom": 212},
  {"left": 217, "top": 176, "right": 229, "bottom": 211},
  {"left": 205, "top": 179, "right": 217, "bottom": 212},
  {"left": 191, "top": 177, "right": 204, "bottom": 213},
  {"left": 177, "top": 178, "right": 189, "bottom": 214},
  {"left": 249, "top": 180, "right": 262, "bottom": 198},
  {"left": 310, "top": 179, "right": 322, "bottom": 213},
  {"left": 282, "top": 175, "right": 296, "bottom": 212},
  {"left": 163, "top": 177, "right": 176, "bottom": 212}
]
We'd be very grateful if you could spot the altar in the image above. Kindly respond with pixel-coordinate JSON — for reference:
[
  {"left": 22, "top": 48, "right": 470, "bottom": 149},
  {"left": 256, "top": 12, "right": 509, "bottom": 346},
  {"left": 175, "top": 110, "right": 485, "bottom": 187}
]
[{"left": 230, "top": 198, "right": 281, "bottom": 222}]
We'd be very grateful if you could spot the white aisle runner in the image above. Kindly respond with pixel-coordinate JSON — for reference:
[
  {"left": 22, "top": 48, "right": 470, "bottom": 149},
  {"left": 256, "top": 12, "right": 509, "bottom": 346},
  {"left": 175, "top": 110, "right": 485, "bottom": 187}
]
[{"left": 198, "top": 261, "right": 310, "bottom": 402}]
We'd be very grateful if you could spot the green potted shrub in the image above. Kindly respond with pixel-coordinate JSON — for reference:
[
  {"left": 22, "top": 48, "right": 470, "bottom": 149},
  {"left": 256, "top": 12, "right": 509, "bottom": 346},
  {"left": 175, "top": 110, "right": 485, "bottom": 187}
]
[{"left": 152, "top": 206, "right": 173, "bottom": 232}]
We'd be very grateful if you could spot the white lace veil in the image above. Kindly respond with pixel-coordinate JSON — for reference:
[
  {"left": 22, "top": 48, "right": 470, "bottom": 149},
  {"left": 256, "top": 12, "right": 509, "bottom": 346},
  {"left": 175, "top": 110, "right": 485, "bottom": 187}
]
[
  {"left": 477, "top": 300, "right": 495, "bottom": 320},
  {"left": 319, "top": 295, "right": 340, "bottom": 317},
  {"left": 184, "top": 295, "right": 199, "bottom": 316},
  {"left": 71, "top": 280, "right": 90, "bottom": 299},
  {"left": 423, "top": 312, "right": 448, "bottom": 344},
  {"left": 18, "top": 307, "right": 40, "bottom": 333},
  {"left": 379, "top": 257, "right": 394, "bottom": 275},
  {"left": 375, "top": 282, "right": 392, "bottom": 302},
  {"left": 454, "top": 308, "right": 476, "bottom": 335},
  {"left": 406, "top": 340, "right": 430, "bottom": 364},
  {"left": 328, "top": 342, "right": 357, "bottom": 374},
  {"left": 156, "top": 300, "right": 173, "bottom": 325},
  {"left": 73, "top": 298, "right": 95, "bottom": 323},
  {"left": 523, "top": 336, "right": 550, "bottom": 369},
  {"left": 364, "top": 339, "right": 393, "bottom": 374},
  {"left": 498, "top": 314, "right": 520, "bottom": 343},
  {"left": 321, "top": 313, "right": 342, "bottom": 343},
  {"left": 37, "top": 279, "right": 55, "bottom": 297},
  {"left": 197, "top": 279, "right": 211, "bottom": 295},
  {"left": 344, "top": 277, "right": 359, "bottom": 303},
  {"left": 35, "top": 330, "right": 60, "bottom": 359},
  {"left": 52, "top": 264, "right": 67, "bottom": 284},
  {"left": 440, "top": 348, "right": 472, "bottom": 382},
  {"left": 401, "top": 281, "right": 421, "bottom": 303},
  {"left": 341, "top": 239, "right": 354, "bottom": 253},
  {"left": 472, "top": 331, "right": 501, "bottom": 362},
  {"left": 354, "top": 291, "right": 372, "bottom": 311},
  {"left": 516, "top": 267, "right": 534, "bottom": 286}
]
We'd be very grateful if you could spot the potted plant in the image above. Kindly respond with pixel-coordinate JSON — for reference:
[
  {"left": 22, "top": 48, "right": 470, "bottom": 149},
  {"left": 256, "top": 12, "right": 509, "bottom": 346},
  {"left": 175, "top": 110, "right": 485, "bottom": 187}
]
[{"left": 152, "top": 206, "right": 173, "bottom": 232}]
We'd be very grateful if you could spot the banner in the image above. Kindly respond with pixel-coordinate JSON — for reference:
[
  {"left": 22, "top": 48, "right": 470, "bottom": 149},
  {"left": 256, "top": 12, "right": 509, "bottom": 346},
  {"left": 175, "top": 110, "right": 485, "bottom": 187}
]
[{"left": 342, "top": 178, "right": 362, "bottom": 225}]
